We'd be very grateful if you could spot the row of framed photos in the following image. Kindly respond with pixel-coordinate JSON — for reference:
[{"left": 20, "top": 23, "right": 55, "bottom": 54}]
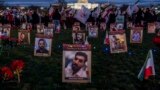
[
  {"left": 35, "top": 44, "right": 92, "bottom": 83},
  {"left": 111, "top": 22, "right": 157, "bottom": 33},
  {"left": 21, "top": 26, "right": 156, "bottom": 56},
  {"left": 0, "top": 22, "right": 158, "bottom": 55},
  {"left": 84, "top": 22, "right": 158, "bottom": 34},
  {"left": 21, "top": 22, "right": 60, "bottom": 33},
  {"left": 106, "top": 23, "right": 158, "bottom": 53}
]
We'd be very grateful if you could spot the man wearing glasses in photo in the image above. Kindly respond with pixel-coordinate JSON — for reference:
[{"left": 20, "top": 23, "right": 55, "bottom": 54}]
[{"left": 65, "top": 52, "right": 88, "bottom": 78}]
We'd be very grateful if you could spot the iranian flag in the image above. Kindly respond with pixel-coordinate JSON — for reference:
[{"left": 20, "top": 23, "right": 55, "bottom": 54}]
[{"left": 137, "top": 50, "right": 155, "bottom": 80}]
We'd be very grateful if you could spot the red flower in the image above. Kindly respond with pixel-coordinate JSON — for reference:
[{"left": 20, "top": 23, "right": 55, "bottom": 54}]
[
  {"left": 11, "top": 60, "right": 25, "bottom": 72},
  {"left": 1, "top": 66, "right": 14, "bottom": 80}
]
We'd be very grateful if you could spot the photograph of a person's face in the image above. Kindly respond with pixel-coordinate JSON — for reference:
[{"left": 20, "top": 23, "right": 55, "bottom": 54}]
[
  {"left": 130, "top": 27, "right": 143, "bottom": 43},
  {"left": 72, "top": 32, "right": 85, "bottom": 44},
  {"left": 72, "top": 25, "right": 81, "bottom": 32},
  {"left": 37, "top": 24, "right": 44, "bottom": 34},
  {"left": 2, "top": 27, "right": 10, "bottom": 37},
  {"left": 34, "top": 37, "right": 52, "bottom": 57},
  {"left": 62, "top": 44, "right": 91, "bottom": 83},
  {"left": 18, "top": 31, "right": 30, "bottom": 44},
  {"left": 88, "top": 26, "right": 98, "bottom": 38},
  {"left": 44, "top": 28, "right": 53, "bottom": 37},
  {"left": 148, "top": 23, "right": 156, "bottom": 33},
  {"left": 109, "top": 31, "right": 127, "bottom": 53}
]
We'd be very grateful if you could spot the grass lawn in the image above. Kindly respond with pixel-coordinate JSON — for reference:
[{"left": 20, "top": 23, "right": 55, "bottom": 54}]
[{"left": 0, "top": 26, "right": 160, "bottom": 90}]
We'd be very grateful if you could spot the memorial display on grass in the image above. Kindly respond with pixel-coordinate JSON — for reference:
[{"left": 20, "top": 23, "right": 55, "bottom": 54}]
[
  {"left": 62, "top": 44, "right": 91, "bottom": 83},
  {"left": 72, "top": 31, "right": 85, "bottom": 44},
  {"left": 44, "top": 28, "right": 53, "bottom": 38},
  {"left": 18, "top": 30, "right": 30, "bottom": 44},
  {"left": 130, "top": 27, "right": 143, "bottom": 43},
  {"left": 34, "top": 35, "right": 52, "bottom": 57},
  {"left": 109, "top": 31, "right": 127, "bottom": 53},
  {"left": 88, "top": 25, "right": 98, "bottom": 38}
]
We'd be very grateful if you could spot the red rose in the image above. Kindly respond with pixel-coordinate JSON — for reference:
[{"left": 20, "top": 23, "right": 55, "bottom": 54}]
[
  {"left": 11, "top": 60, "right": 25, "bottom": 72},
  {"left": 1, "top": 66, "right": 14, "bottom": 80}
]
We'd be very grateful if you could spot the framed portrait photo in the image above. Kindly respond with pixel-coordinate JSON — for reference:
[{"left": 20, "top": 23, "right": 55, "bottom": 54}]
[
  {"left": 18, "top": 30, "right": 30, "bottom": 44},
  {"left": 26, "top": 23, "right": 32, "bottom": 30},
  {"left": 62, "top": 44, "right": 91, "bottom": 83},
  {"left": 148, "top": 23, "right": 156, "bottom": 33},
  {"left": 2, "top": 26, "right": 11, "bottom": 38},
  {"left": 72, "top": 25, "right": 81, "bottom": 32},
  {"left": 130, "top": 27, "right": 143, "bottom": 43},
  {"left": 109, "top": 31, "right": 127, "bottom": 53},
  {"left": 72, "top": 31, "right": 85, "bottom": 44},
  {"left": 37, "top": 24, "right": 45, "bottom": 34},
  {"left": 44, "top": 28, "right": 53, "bottom": 38},
  {"left": 34, "top": 36, "right": 52, "bottom": 57},
  {"left": 88, "top": 26, "right": 98, "bottom": 38}
]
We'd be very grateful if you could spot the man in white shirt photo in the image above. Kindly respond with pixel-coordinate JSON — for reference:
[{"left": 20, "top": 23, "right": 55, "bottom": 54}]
[{"left": 65, "top": 52, "right": 88, "bottom": 78}]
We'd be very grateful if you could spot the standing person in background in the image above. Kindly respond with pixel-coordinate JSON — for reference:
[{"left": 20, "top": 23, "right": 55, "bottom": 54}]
[
  {"left": 151, "top": 10, "right": 157, "bottom": 22},
  {"left": 43, "top": 12, "right": 50, "bottom": 27},
  {"left": 108, "top": 9, "right": 116, "bottom": 29},
  {"left": 60, "top": 7, "right": 67, "bottom": 30},
  {"left": 32, "top": 11, "right": 39, "bottom": 29},
  {"left": 135, "top": 8, "right": 143, "bottom": 26},
  {"left": 52, "top": 8, "right": 61, "bottom": 32}
]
